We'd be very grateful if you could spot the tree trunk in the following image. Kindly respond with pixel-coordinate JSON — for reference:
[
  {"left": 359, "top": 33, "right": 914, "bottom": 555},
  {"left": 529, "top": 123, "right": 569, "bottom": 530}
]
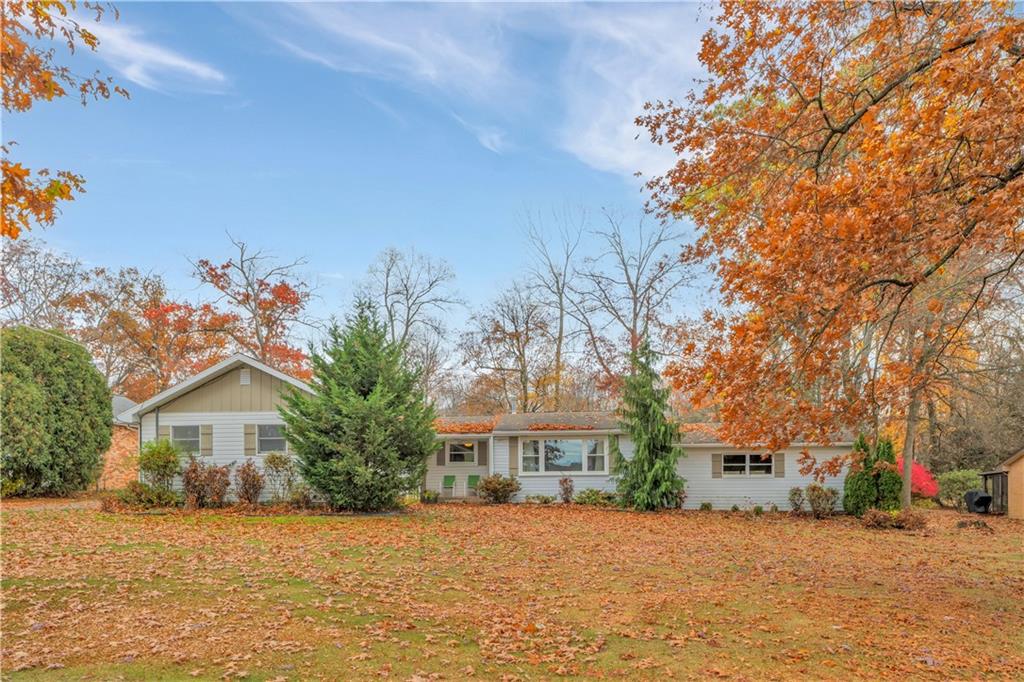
[{"left": 902, "top": 393, "right": 921, "bottom": 510}]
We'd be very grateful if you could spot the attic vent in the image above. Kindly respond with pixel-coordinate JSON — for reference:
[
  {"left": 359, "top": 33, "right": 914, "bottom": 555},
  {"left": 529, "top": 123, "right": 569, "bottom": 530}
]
[{"left": 240, "top": 369, "right": 251, "bottom": 386}]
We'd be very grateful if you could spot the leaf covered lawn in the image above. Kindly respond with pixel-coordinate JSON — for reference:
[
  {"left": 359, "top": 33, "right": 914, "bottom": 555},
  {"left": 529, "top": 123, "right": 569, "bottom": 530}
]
[{"left": 2, "top": 505, "right": 1022, "bottom": 680}]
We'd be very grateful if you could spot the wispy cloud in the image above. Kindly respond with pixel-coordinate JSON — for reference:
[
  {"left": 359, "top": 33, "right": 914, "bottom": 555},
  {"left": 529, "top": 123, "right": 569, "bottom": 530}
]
[
  {"left": 87, "top": 19, "right": 227, "bottom": 92},
  {"left": 452, "top": 114, "right": 510, "bottom": 154},
  {"left": 231, "top": 3, "right": 708, "bottom": 178}
]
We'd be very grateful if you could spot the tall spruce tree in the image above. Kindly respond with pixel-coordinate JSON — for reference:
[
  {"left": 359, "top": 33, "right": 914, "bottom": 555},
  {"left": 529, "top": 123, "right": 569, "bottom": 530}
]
[
  {"left": 279, "top": 302, "right": 436, "bottom": 511},
  {"left": 612, "top": 341, "right": 686, "bottom": 511}
]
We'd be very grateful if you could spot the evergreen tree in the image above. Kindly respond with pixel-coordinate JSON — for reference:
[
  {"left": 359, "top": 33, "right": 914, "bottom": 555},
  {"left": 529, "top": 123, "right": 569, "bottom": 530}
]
[
  {"left": 612, "top": 341, "right": 686, "bottom": 511},
  {"left": 279, "top": 302, "right": 436, "bottom": 512},
  {"left": 842, "top": 434, "right": 877, "bottom": 517},
  {"left": 874, "top": 438, "right": 903, "bottom": 511}
]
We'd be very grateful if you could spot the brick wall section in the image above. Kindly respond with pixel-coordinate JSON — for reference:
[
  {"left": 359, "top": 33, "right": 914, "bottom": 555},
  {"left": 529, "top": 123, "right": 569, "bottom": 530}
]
[{"left": 98, "top": 425, "right": 139, "bottom": 490}]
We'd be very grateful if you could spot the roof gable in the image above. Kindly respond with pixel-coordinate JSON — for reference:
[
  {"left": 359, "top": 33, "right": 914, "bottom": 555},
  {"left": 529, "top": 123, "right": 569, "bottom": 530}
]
[{"left": 118, "top": 354, "right": 312, "bottom": 422}]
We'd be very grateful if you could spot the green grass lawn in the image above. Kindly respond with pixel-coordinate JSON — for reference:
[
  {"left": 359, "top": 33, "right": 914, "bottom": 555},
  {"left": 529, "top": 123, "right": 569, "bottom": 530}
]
[{"left": 2, "top": 504, "right": 1022, "bottom": 680}]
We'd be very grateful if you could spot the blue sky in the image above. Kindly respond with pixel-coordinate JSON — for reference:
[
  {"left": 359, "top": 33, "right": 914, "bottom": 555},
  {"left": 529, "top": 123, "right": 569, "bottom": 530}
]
[{"left": 8, "top": 2, "right": 711, "bottom": 323}]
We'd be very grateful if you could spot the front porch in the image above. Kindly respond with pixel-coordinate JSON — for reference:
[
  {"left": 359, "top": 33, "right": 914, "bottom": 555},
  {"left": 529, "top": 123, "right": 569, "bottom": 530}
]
[{"left": 424, "top": 433, "right": 490, "bottom": 499}]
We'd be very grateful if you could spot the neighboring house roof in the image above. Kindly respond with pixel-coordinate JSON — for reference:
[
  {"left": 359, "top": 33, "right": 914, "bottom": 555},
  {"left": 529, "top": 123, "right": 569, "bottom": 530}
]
[
  {"left": 111, "top": 395, "right": 138, "bottom": 426},
  {"left": 999, "top": 447, "right": 1024, "bottom": 469},
  {"left": 117, "top": 353, "right": 313, "bottom": 423},
  {"left": 493, "top": 411, "right": 621, "bottom": 434}
]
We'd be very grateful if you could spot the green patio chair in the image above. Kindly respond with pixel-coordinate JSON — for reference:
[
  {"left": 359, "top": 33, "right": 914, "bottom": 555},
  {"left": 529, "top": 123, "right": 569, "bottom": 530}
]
[
  {"left": 442, "top": 474, "right": 456, "bottom": 498},
  {"left": 467, "top": 475, "right": 481, "bottom": 497}
]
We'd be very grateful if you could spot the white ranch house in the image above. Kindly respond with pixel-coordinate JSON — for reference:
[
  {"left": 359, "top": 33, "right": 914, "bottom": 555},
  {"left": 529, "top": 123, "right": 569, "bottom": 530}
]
[{"left": 119, "top": 354, "right": 851, "bottom": 508}]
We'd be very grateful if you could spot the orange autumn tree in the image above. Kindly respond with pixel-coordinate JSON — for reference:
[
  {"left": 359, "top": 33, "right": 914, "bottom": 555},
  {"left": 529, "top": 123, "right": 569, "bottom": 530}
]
[
  {"left": 2, "top": 1, "right": 127, "bottom": 238},
  {"left": 641, "top": 2, "right": 1024, "bottom": 508},
  {"left": 193, "top": 236, "right": 313, "bottom": 380}
]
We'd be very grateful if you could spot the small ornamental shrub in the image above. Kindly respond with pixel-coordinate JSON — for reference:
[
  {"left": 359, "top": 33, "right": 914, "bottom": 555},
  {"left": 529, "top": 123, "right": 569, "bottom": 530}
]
[
  {"left": 895, "top": 509, "right": 927, "bottom": 530},
  {"left": 937, "top": 470, "right": 982, "bottom": 511},
  {"left": 752, "top": 505, "right": 764, "bottom": 516},
  {"left": 896, "top": 456, "right": 939, "bottom": 498},
  {"left": 558, "top": 477, "right": 575, "bottom": 504},
  {"left": 262, "top": 452, "right": 296, "bottom": 501},
  {"left": 699, "top": 501, "right": 713, "bottom": 511},
  {"left": 476, "top": 475, "right": 521, "bottom": 504},
  {"left": 525, "top": 494, "right": 555, "bottom": 504},
  {"left": 181, "top": 457, "right": 207, "bottom": 509},
  {"left": 788, "top": 487, "right": 805, "bottom": 513},
  {"left": 420, "top": 489, "right": 440, "bottom": 504},
  {"left": 288, "top": 481, "right": 326, "bottom": 510},
  {"left": 203, "top": 464, "right": 231, "bottom": 508},
  {"left": 861, "top": 508, "right": 894, "bottom": 529},
  {"left": 806, "top": 483, "right": 838, "bottom": 518},
  {"left": 116, "top": 480, "right": 179, "bottom": 509},
  {"left": 234, "top": 459, "right": 265, "bottom": 505},
  {"left": 730, "top": 504, "right": 740, "bottom": 512},
  {"left": 138, "top": 439, "right": 181, "bottom": 491},
  {"left": 574, "top": 488, "right": 617, "bottom": 506}
]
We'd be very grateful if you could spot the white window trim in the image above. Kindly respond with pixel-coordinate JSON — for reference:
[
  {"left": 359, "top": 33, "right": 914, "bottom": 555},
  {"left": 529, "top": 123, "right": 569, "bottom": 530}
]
[
  {"left": 257, "top": 423, "right": 289, "bottom": 455},
  {"left": 722, "top": 453, "right": 774, "bottom": 477},
  {"left": 170, "top": 425, "right": 201, "bottom": 456},
  {"left": 446, "top": 441, "right": 477, "bottom": 466},
  {"left": 518, "top": 436, "right": 610, "bottom": 476}
]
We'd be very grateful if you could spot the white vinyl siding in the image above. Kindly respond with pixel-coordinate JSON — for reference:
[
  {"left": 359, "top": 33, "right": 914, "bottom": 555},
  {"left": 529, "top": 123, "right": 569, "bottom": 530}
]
[
  {"left": 679, "top": 445, "right": 847, "bottom": 510},
  {"left": 141, "top": 411, "right": 290, "bottom": 501}
]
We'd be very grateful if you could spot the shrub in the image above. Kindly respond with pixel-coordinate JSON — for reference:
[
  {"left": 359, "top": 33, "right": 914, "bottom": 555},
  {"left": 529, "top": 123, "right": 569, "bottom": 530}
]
[
  {"left": 895, "top": 509, "right": 927, "bottom": 530},
  {"left": 699, "top": 501, "right": 713, "bottom": 511},
  {"left": 788, "top": 487, "right": 805, "bottom": 512},
  {"left": 116, "top": 481, "right": 179, "bottom": 509},
  {"left": 574, "top": 488, "right": 617, "bottom": 506},
  {"left": 138, "top": 439, "right": 181, "bottom": 490},
  {"left": 612, "top": 342, "right": 687, "bottom": 511},
  {"left": 181, "top": 457, "right": 207, "bottom": 509},
  {"left": 279, "top": 304, "right": 436, "bottom": 513},
  {"left": 896, "top": 455, "right": 939, "bottom": 498},
  {"left": 263, "top": 452, "right": 296, "bottom": 501},
  {"left": 937, "top": 470, "right": 982, "bottom": 511},
  {"left": 752, "top": 505, "right": 764, "bottom": 516},
  {"left": 843, "top": 470, "right": 877, "bottom": 517},
  {"left": 1, "top": 326, "right": 111, "bottom": 496},
  {"left": 204, "top": 464, "right": 231, "bottom": 508},
  {"left": 420, "top": 489, "right": 440, "bottom": 504},
  {"left": 558, "top": 477, "right": 575, "bottom": 504},
  {"left": 806, "top": 483, "right": 838, "bottom": 518},
  {"left": 768, "top": 503, "right": 779, "bottom": 513},
  {"left": 288, "top": 481, "right": 326, "bottom": 510},
  {"left": 476, "top": 475, "right": 521, "bottom": 504},
  {"left": 730, "top": 504, "right": 740, "bottom": 512},
  {"left": 526, "top": 494, "right": 555, "bottom": 504},
  {"left": 861, "top": 508, "right": 894, "bottom": 529},
  {"left": 234, "top": 458, "right": 265, "bottom": 505}
]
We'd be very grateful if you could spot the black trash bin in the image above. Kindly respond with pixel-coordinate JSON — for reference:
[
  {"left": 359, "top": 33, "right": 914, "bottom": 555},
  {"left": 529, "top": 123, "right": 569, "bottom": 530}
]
[{"left": 965, "top": 490, "right": 992, "bottom": 514}]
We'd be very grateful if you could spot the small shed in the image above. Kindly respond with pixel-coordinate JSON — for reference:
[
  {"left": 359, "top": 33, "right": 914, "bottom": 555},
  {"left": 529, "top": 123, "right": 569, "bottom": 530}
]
[{"left": 997, "top": 447, "right": 1024, "bottom": 520}]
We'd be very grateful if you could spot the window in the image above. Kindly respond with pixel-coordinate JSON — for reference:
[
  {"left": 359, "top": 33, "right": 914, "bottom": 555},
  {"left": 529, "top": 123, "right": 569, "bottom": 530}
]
[
  {"left": 258, "top": 424, "right": 287, "bottom": 454},
  {"left": 522, "top": 439, "right": 540, "bottom": 472},
  {"left": 722, "top": 453, "right": 772, "bottom": 476},
  {"left": 520, "top": 438, "right": 608, "bottom": 474},
  {"left": 448, "top": 441, "right": 476, "bottom": 464},
  {"left": 171, "top": 425, "right": 200, "bottom": 456}
]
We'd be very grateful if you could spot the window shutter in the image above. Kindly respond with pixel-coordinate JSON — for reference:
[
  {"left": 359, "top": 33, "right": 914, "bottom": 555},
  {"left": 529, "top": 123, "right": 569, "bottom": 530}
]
[
  {"left": 773, "top": 453, "right": 785, "bottom": 478},
  {"left": 244, "top": 424, "right": 257, "bottom": 456},
  {"left": 435, "top": 444, "right": 445, "bottom": 466},
  {"left": 711, "top": 453, "right": 723, "bottom": 479},
  {"left": 158, "top": 425, "right": 170, "bottom": 441},
  {"left": 477, "top": 440, "right": 488, "bottom": 467},
  {"left": 200, "top": 425, "right": 213, "bottom": 456}
]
